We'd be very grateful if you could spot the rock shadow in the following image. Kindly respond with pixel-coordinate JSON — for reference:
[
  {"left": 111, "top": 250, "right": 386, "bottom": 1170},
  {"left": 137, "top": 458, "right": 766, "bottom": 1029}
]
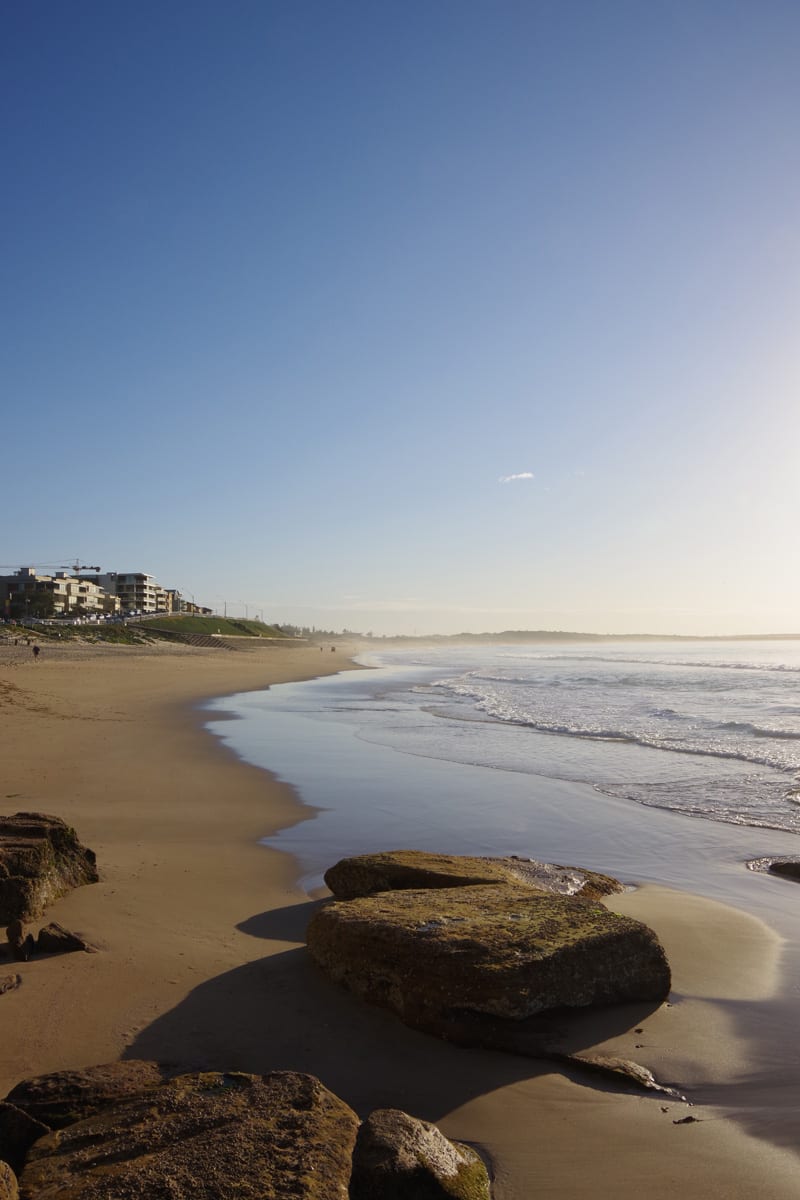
[
  {"left": 125, "top": 912, "right": 664, "bottom": 1122},
  {"left": 236, "top": 900, "right": 321, "bottom": 944}
]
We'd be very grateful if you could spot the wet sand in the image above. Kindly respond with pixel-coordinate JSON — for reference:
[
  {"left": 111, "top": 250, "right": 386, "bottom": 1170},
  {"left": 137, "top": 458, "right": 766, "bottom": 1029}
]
[{"left": 1, "top": 639, "right": 798, "bottom": 1197}]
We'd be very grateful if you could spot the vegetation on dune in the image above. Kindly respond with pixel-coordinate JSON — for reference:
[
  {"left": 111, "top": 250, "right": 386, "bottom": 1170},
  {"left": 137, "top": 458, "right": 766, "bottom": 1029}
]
[
  {"left": 40, "top": 623, "right": 154, "bottom": 645},
  {"left": 1, "top": 615, "right": 292, "bottom": 644},
  {"left": 142, "top": 615, "right": 289, "bottom": 638}
]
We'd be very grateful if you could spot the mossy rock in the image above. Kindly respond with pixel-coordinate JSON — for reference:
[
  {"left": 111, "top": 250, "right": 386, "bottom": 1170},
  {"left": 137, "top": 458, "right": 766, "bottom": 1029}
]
[
  {"left": 324, "top": 850, "right": 623, "bottom": 902},
  {"left": 5, "top": 1062, "right": 170, "bottom": 1131},
  {"left": 350, "top": 1108, "right": 490, "bottom": 1199},
  {"left": 307, "top": 884, "right": 670, "bottom": 1034},
  {"left": 19, "top": 1071, "right": 359, "bottom": 1200},
  {"left": 0, "top": 813, "right": 98, "bottom": 923}
]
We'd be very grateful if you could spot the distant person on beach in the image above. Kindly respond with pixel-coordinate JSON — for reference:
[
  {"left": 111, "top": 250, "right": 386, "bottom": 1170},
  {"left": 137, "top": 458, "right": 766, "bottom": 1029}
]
[{"left": 32, "top": 645, "right": 40, "bottom": 659}]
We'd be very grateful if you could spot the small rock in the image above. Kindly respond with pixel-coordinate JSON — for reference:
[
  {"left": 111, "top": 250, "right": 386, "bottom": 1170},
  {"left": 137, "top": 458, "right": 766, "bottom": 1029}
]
[
  {"left": 350, "top": 1108, "right": 491, "bottom": 1200},
  {"left": 0, "top": 1160, "right": 18, "bottom": 1200},
  {"left": 36, "top": 924, "right": 97, "bottom": 955},
  {"left": 5, "top": 924, "right": 34, "bottom": 964},
  {"left": 767, "top": 861, "right": 800, "bottom": 882},
  {"left": 561, "top": 1053, "right": 685, "bottom": 1100},
  {"left": 0, "top": 976, "right": 21, "bottom": 996}
]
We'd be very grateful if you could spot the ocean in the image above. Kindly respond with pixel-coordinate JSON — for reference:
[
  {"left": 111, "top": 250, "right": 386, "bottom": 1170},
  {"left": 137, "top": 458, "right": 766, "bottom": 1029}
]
[
  {"left": 205, "top": 637, "right": 800, "bottom": 1128},
  {"left": 204, "top": 639, "right": 800, "bottom": 911}
]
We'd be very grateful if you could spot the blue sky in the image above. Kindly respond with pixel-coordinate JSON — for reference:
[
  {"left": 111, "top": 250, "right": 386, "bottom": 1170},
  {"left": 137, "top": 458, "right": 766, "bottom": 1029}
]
[{"left": 3, "top": 1, "right": 799, "bottom": 635}]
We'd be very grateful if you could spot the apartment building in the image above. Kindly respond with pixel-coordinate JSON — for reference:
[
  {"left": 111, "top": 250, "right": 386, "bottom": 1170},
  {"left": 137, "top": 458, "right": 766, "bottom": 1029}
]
[
  {"left": 1, "top": 565, "right": 192, "bottom": 620},
  {"left": 93, "top": 572, "right": 177, "bottom": 614},
  {"left": 0, "top": 568, "right": 118, "bottom": 618}
]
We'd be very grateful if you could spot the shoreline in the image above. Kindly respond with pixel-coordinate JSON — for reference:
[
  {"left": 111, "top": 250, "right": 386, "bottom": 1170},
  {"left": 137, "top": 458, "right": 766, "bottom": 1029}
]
[
  {"left": 2, "top": 640, "right": 799, "bottom": 1197},
  {"left": 0, "top": 641, "right": 359, "bottom": 1090}
]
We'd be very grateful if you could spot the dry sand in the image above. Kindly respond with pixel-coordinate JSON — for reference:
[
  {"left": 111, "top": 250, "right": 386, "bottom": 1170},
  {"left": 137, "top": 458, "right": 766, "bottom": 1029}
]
[{"left": 1, "top": 638, "right": 798, "bottom": 1197}]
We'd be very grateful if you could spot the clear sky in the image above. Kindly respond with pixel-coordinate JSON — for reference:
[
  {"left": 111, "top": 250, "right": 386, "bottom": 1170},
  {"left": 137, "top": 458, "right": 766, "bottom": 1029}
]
[{"left": 3, "top": 1, "right": 799, "bottom": 635}]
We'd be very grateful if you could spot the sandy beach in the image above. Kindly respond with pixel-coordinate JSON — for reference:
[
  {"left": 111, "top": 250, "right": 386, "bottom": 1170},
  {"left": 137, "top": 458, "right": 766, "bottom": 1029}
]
[{"left": 2, "top": 639, "right": 799, "bottom": 1198}]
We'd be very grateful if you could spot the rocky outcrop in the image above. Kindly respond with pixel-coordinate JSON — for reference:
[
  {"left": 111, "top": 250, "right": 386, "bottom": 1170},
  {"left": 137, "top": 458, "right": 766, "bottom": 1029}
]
[
  {"left": 307, "top": 881, "right": 670, "bottom": 1038},
  {"left": 0, "top": 1161, "right": 18, "bottom": 1200},
  {"left": 6, "top": 1065, "right": 487, "bottom": 1200},
  {"left": 19, "top": 1071, "right": 360, "bottom": 1200},
  {"left": 350, "top": 1108, "right": 490, "bottom": 1200},
  {"left": 0, "top": 815, "right": 98, "bottom": 924},
  {"left": 6, "top": 1062, "right": 171, "bottom": 1131},
  {"left": 325, "top": 850, "right": 623, "bottom": 902}
]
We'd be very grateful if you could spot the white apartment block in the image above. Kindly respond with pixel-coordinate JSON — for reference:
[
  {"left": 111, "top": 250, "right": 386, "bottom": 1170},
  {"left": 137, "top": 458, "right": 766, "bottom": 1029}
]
[{"left": 94, "top": 572, "right": 176, "bottom": 614}]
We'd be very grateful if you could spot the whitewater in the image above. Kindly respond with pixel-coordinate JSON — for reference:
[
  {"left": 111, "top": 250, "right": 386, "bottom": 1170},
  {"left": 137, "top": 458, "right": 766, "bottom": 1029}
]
[{"left": 205, "top": 639, "right": 800, "bottom": 900}]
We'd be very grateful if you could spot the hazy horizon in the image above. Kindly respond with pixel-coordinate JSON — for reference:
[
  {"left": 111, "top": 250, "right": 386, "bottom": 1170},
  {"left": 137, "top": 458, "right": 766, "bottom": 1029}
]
[
  {"left": 341, "top": 626, "right": 800, "bottom": 642},
  {"left": 4, "top": 2, "right": 798, "bottom": 637}
]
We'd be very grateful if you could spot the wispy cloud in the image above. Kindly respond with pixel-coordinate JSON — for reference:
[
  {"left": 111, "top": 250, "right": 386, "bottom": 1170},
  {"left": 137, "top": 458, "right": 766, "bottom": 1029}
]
[{"left": 498, "top": 471, "right": 534, "bottom": 483}]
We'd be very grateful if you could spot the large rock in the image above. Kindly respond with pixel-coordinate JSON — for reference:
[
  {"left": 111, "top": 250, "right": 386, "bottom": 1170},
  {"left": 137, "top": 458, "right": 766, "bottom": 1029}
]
[
  {"left": 350, "top": 1108, "right": 490, "bottom": 1200},
  {"left": 0, "top": 814, "right": 98, "bottom": 923},
  {"left": 307, "top": 883, "right": 670, "bottom": 1035},
  {"left": 19, "top": 1071, "right": 359, "bottom": 1200},
  {"left": 325, "top": 850, "right": 623, "bottom": 902},
  {"left": 6, "top": 1062, "right": 170, "bottom": 1131}
]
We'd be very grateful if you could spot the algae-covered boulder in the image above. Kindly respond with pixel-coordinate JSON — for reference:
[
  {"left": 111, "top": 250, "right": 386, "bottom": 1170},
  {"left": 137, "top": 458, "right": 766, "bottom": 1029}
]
[
  {"left": 0, "top": 814, "right": 98, "bottom": 923},
  {"left": 324, "top": 850, "right": 623, "bottom": 902},
  {"left": 5, "top": 1061, "right": 170, "bottom": 1131},
  {"left": 7, "top": 1065, "right": 489, "bottom": 1199},
  {"left": 19, "top": 1071, "right": 359, "bottom": 1200},
  {"left": 307, "top": 883, "right": 670, "bottom": 1034},
  {"left": 350, "top": 1108, "right": 490, "bottom": 1200}
]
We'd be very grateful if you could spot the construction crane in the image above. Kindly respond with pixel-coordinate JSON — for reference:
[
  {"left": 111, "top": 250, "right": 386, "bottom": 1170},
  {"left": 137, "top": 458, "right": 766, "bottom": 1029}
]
[
  {"left": 0, "top": 560, "right": 101, "bottom": 574},
  {"left": 64, "top": 561, "right": 101, "bottom": 574}
]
